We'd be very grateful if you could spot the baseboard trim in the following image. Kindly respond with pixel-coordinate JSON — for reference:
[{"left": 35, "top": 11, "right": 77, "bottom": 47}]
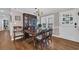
[{"left": 53, "top": 35, "right": 79, "bottom": 43}]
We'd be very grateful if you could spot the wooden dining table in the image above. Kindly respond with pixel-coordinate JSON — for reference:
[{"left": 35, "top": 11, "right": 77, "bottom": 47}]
[
  {"left": 24, "top": 30, "right": 36, "bottom": 49},
  {"left": 24, "top": 29, "right": 53, "bottom": 49}
]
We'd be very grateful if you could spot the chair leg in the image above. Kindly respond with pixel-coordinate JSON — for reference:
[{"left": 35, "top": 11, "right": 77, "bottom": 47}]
[{"left": 40, "top": 41, "right": 43, "bottom": 49}]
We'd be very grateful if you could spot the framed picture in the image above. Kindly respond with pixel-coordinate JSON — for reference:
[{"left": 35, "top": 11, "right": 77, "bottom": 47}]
[
  {"left": 62, "top": 14, "right": 73, "bottom": 24},
  {"left": 15, "top": 16, "right": 21, "bottom": 21}
]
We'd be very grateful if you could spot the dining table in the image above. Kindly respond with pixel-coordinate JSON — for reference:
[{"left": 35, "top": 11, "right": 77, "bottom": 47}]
[{"left": 24, "top": 30, "right": 36, "bottom": 49}]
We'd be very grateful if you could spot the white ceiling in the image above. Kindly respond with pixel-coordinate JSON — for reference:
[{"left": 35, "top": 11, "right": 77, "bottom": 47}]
[
  {"left": 13, "top": 8, "right": 74, "bottom": 16},
  {"left": 0, "top": 8, "right": 75, "bottom": 16},
  {"left": 0, "top": 8, "right": 10, "bottom": 15}
]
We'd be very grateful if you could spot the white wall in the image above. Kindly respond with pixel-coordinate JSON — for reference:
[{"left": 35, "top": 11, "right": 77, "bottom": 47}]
[
  {"left": 53, "top": 12, "right": 59, "bottom": 36},
  {"left": 59, "top": 9, "right": 79, "bottom": 42},
  {"left": 10, "top": 9, "right": 23, "bottom": 40}
]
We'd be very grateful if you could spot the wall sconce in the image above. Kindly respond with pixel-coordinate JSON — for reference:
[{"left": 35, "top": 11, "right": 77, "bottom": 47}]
[
  {"left": 78, "top": 12, "right": 79, "bottom": 16},
  {"left": 74, "top": 22, "right": 77, "bottom": 28}
]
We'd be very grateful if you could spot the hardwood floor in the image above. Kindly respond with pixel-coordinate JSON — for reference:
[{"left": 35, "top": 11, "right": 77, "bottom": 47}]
[
  {"left": 14, "top": 39, "right": 34, "bottom": 50},
  {"left": 0, "top": 30, "right": 15, "bottom": 50},
  {"left": 13, "top": 36, "right": 79, "bottom": 50},
  {"left": 53, "top": 36, "right": 79, "bottom": 50},
  {"left": 0, "top": 30, "right": 79, "bottom": 50}
]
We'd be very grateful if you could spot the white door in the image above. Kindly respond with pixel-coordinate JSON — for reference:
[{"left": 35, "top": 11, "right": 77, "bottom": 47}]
[
  {"left": 47, "top": 15, "right": 54, "bottom": 29},
  {"left": 41, "top": 15, "right": 54, "bottom": 30},
  {"left": 41, "top": 16, "right": 47, "bottom": 29}
]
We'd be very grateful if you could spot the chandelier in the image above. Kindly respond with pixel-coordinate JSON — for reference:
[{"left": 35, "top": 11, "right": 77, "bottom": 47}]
[{"left": 34, "top": 8, "right": 43, "bottom": 24}]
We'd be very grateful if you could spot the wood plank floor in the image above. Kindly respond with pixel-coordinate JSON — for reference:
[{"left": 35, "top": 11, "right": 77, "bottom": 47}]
[
  {"left": 13, "top": 36, "right": 79, "bottom": 50},
  {"left": 1, "top": 30, "right": 79, "bottom": 50},
  {"left": 14, "top": 39, "right": 34, "bottom": 50},
  {"left": 53, "top": 36, "right": 79, "bottom": 50},
  {"left": 0, "top": 31, "right": 79, "bottom": 50},
  {"left": 0, "top": 30, "right": 15, "bottom": 50}
]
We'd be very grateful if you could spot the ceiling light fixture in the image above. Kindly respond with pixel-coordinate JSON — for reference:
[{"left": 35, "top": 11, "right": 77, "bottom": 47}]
[{"left": 35, "top": 8, "right": 43, "bottom": 24}]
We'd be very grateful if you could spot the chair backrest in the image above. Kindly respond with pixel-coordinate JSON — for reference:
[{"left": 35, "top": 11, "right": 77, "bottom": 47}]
[
  {"left": 35, "top": 29, "right": 53, "bottom": 40},
  {"left": 49, "top": 29, "right": 53, "bottom": 35},
  {"left": 0, "top": 30, "right": 15, "bottom": 50}
]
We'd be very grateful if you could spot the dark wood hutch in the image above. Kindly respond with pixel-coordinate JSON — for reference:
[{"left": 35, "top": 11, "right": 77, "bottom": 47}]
[{"left": 23, "top": 13, "right": 37, "bottom": 39}]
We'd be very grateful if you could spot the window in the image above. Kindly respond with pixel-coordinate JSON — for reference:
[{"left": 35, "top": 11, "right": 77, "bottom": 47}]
[{"left": 15, "top": 16, "right": 21, "bottom": 21}]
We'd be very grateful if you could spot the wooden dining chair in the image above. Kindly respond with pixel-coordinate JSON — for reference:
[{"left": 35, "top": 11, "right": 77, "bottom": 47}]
[
  {"left": 49, "top": 29, "right": 53, "bottom": 42},
  {"left": 35, "top": 30, "right": 49, "bottom": 49}
]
